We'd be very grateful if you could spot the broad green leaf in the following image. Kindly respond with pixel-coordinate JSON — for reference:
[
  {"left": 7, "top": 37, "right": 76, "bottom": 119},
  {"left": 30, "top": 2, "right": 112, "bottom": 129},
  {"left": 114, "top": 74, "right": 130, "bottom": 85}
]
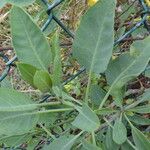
[
  {"left": 17, "top": 63, "right": 37, "bottom": 87},
  {"left": 51, "top": 32, "right": 62, "bottom": 86},
  {"left": 6, "top": 0, "right": 35, "bottom": 6},
  {"left": 11, "top": 6, "right": 52, "bottom": 70},
  {"left": 105, "top": 127, "right": 119, "bottom": 150},
  {"left": 0, "top": 88, "right": 38, "bottom": 135},
  {"left": 33, "top": 70, "right": 52, "bottom": 93},
  {"left": 128, "top": 105, "right": 150, "bottom": 114},
  {"left": 113, "top": 119, "right": 127, "bottom": 144},
  {"left": 0, "top": 78, "right": 12, "bottom": 88},
  {"left": 128, "top": 114, "right": 150, "bottom": 125},
  {"left": 145, "top": 69, "right": 150, "bottom": 78},
  {"left": 0, "top": 112, "right": 38, "bottom": 136},
  {"left": 132, "top": 126, "right": 150, "bottom": 150},
  {"left": 73, "top": 0, "right": 116, "bottom": 74},
  {"left": 82, "top": 141, "right": 102, "bottom": 150},
  {"left": 106, "top": 37, "right": 150, "bottom": 106},
  {"left": 0, "top": 88, "right": 37, "bottom": 112},
  {"left": 72, "top": 104, "right": 100, "bottom": 132},
  {"left": 89, "top": 84, "right": 106, "bottom": 106},
  {"left": 0, "top": 134, "right": 30, "bottom": 147},
  {"left": 43, "top": 134, "right": 81, "bottom": 150}
]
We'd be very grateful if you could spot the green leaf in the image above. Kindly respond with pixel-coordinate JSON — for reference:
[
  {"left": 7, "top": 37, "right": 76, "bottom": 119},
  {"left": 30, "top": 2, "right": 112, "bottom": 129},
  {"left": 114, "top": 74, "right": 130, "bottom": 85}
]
[
  {"left": 145, "top": 69, "right": 150, "bottom": 78},
  {"left": 128, "top": 114, "right": 150, "bottom": 125},
  {"left": 132, "top": 126, "right": 150, "bottom": 150},
  {"left": 72, "top": 104, "right": 100, "bottom": 132},
  {"left": 33, "top": 70, "right": 52, "bottom": 93},
  {"left": 0, "top": 134, "right": 30, "bottom": 147},
  {"left": 105, "top": 127, "right": 119, "bottom": 150},
  {"left": 82, "top": 141, "right": 102, "bottom": 150},
  {"left": 106, "top": 37, "right": 150, "bottom": 106},
  {"left": 17, "top": 63, "right": 37, "bottom": 87},
  {"left": 73, "top": 0, "right": 116, "bottom": 74},
  {"left": 0, "top": 88, "right": 38, "bottom": 135},
  {"left": 113, "top": 119, "right": 127, "bottom": 145},
  {"left": 121, "top": 141, "right": 135, "bottom": 150},
  {"left": 6, "top": 0, "right": 35, "bottom": 6},
  {"left": 128, "top": 105, "right": 150, "bottom": 114},
  {"left": 51, "top": 32, "right": 62, "bottom": 86},
  {"left": 89, "top": 85, "right": 106, "bottom": 106},
  {"left": 11, "top": 6, "right": 52, "bottom": 70},
  {"left": 138, "top": 89, "right": 150, "bottom": 103},
  {"left": 43, "top": 134, "right": 81, "bottom": 150},
  {"left": 0, "top": 88, "right": 37, "bottom": 112},
  {"left": 0, "top": 112, "right": 38, "bottom": 136}
]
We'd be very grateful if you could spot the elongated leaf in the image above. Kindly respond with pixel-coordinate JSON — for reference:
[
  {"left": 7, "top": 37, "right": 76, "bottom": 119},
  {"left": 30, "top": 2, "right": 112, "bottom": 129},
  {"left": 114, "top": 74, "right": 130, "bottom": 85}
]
[
  {"left": 0, "top": 88, "right": 37, "bottom": 112},
  {"left": 106, "top": 37, "right": 150, "bottom": 105},
  {"left": 138, "top": 89, "right": 150, "bottom": 103},
  {"left": 51, "top": 32, "right": 62, "bottom": 86},
  {"left": 17, "top": 63, "right": 37, "bottom": 87},
  {"left": 6, "top": 0, "right": 35, "bottom": 6},
  {"left": 73, "top": 0, "right": 116, "bottom": 74},
  {"left": 89, "top": 84, "right": 106, "bottom": 106},
  {"left": 113, "top": 119, "right": 127, "bottom": 144},
  {"left": 0, "top": 134, "right": 30, "bottom": 147},
  {"left": 132, "top": 126, "right": 150, "bottom": 150},
  {"left": 72, "top": 104, "right": 100, "bottom": 132},
  {"left": 11, "top": 6, "right": 52, "bottom": 70},
  {"left": 33, "top": 70, "right": 52, "bottom": 93},
  {"left": 43, "top": 134, "right": 80, "bottom": 150},
  {"left": 105, "top": 127, "right": 119, "bottom": 150},
  {"left": 128, "top": 105, "right": 150, "bottom": 114},
  {"left": 128, "top": 115, "right": 150, "bottom": 125},
  {"left": 0, "top": 88, "right": 38, "bottom": 135}
]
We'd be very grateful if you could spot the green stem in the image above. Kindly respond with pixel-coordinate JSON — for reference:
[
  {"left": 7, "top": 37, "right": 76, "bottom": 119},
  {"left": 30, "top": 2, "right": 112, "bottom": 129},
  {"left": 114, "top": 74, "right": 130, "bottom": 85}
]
[
  {"left": 91, "top": 132, "right": 96, "bottom": 146},
  {"left": 85, "top": 71, "right": 92, "bottom": 104},
  {"left": 39, "top": 123, "right": 56, "bottom": 139},
  {"left": 99, "top": 87, "right": 112, "bottom": 109},
  {"left": 127, "top": 139, "right": 137, "bottom": 150}
]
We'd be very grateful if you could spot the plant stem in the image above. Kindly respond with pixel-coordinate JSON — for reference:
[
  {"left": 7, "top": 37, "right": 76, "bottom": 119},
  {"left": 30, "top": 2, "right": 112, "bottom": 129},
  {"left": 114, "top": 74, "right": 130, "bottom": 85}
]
[
  {"left": 85, "top": 71, "right": 92, "bottom": 104},
  {"left": 99, "top": 87, "right": 112, "bottom": 109},
  {"left": 39, "top": 123, "right": 56, "bottom": 139},
  {"left": 91, "top": 132, "right": 96, "bottom": 146}
]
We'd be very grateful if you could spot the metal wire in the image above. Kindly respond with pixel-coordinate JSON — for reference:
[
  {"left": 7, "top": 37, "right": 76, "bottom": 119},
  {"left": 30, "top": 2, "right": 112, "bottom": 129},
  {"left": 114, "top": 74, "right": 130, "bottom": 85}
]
[{"left": 0, "top": 0, "right": 150, "bottom": 84}]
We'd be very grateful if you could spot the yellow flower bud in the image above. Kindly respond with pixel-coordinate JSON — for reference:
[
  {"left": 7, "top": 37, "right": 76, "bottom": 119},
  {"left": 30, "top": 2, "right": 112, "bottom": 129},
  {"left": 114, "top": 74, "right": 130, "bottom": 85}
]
[{"left": 88, "top": 0, "right": 99, "bottom": 7}]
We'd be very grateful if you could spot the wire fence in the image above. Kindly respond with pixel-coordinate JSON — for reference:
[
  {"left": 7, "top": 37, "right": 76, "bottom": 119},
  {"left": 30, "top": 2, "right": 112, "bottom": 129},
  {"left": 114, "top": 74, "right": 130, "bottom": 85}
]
[{"left": 0, "top": 0, "right": 150, "bottom": 86}]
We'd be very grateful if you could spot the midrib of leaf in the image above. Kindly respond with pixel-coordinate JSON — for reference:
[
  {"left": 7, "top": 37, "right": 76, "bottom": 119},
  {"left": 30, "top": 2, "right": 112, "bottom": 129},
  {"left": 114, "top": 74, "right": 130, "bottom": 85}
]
[
  {"left": 38, "top": 73, "right": 51, "bottom": 88},
  {"left": 0, "top": 108, "right": 73, "bottom": 122},
  {"left": 85, "top": 11, "right": 107, "bottom": 103},
  {"left": 18, "top": 12, "right": 46, "bottom": 70},
  {"left": 99, "top": 52, "right": 147, "bottom": 109}
]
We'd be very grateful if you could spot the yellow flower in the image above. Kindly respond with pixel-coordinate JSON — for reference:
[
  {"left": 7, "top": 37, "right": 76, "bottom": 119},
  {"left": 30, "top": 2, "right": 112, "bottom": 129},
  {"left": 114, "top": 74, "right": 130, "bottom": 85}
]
[
  {"left": 88, "top": 0, "right": 99, "bottom": 7},
  {"left": 145, "top": 0, "right": 150, "bottom": 7}
]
